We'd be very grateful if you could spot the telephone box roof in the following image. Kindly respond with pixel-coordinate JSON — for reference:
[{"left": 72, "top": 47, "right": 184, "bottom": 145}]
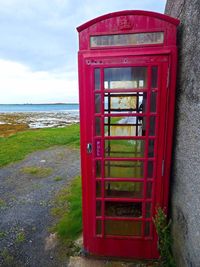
[{"left": 77, "top": 10, "right": 180, "bottom": 32}]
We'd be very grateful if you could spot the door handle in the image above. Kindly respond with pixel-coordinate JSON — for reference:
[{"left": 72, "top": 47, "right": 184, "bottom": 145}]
[{"left": 87, "top": 143, "right": 92, "bottom": 154}]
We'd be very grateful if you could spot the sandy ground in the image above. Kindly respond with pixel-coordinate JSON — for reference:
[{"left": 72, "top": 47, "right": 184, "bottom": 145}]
[{"left": 0, "top": 146, "right": 80, "bottom": 267}]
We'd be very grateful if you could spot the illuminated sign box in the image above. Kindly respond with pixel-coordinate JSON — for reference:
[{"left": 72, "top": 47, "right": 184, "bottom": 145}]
[{"left": 90, "top": 32, "right": 164, "bottom": 48}]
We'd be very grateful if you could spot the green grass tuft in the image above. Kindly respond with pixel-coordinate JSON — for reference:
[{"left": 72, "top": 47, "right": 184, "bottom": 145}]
[
  {"left": 0, "top": 124, "right": 80, "bottom": 168},
  {"left": 0, "top": 198, "right": 6, "bottom": 208},
  {"left": 0, "top": 231, "right": 7, "bottom": 238},
  {"left": 15, "top": 231, "right": 26, "bottom": 244},
  {"left": 153, "top": 207, "right": 175, "bottom": 267},
  {"left": 21, "top": 166, "right": 53, "bottom": 177},
  {"left": 53, "top": 176, "right": 63, "bottom": 182},
  {"left": 51, "top": 176, "right": 82, "bottom": 240},
  {"left": 0, "top": 248, "right": 14, "bottom": 265}
]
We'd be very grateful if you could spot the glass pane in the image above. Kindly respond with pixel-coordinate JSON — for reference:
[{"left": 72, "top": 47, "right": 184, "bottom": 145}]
[
  {"left": 105, "top": 181, "right": 143, "bottom": 198},
  {"left": 95, "top": 68, "right": 100, "bottom": 90},
  {"left": 91, "top": 32, "right": 164, "bottom": 48},
  {"left": 104, "top": 116, "right": 145, "bottom": 137},
  {"left": 96, "top": 201, "right": 101, "bottom": 216},
  {"left": 105, "top": 125, "right": 137, "bottom": 137},
  {"left": 149, "top": 117, "right": 156, "bottom": 136},
  {"left": 105, "top": 160, "right": 144, "bottom": 178},
  {"left": 105, "top": 140, "right": 145, "bottom": 158},
  {"left": 147, "top": 161, "right": 153, "bottom": 179},
  {"left": 150, "top": 92, "right": 157, "bottom": 113},
  {"left": 96, "top": 181, "right": 101, "bottom": 197},
  {"left": 104, "top": 67, "right": 147, "bottom": 89},
  {"left": 146, "top": 182, "right": 152, "bottom": 198},
  {"left": 105, "top": 201, "right": 142, "bottom": 217},
  {"left": 96, "top": 220, "right": 102, "bottom": 235},
  {"left": 145, "top": 222, "right": 150, "bottom": 236},
  {"left": 104, "top": 92, "right": 147, "bottom": 113},
  {"left": 95, "top": 94, "right": 101, "bottom": 113},
  {"left": 145, "top": 202, "right": 152, "bottom": 218},
  {"left": 104, "top": 116, "right": 140, "bottom": 124},
  {"left": 105, "top": 220, "right": 142, "bottom": 236},
  {"left": 96, "top": 161, "right": 101, "bottom": 178},
  {"left": 95, "top": 117, "right": 101, "bottom": 136},
  {"left": 148, "top": 139, "right": 155, "bottom": 157},
  {"left": 151, "top": 66, "right": 158, "bottom": 88}
]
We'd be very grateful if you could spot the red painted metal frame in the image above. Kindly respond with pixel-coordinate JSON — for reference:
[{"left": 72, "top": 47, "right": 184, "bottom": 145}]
[{"left": 77, "top": 10, "right": 179, "bottom": 259}]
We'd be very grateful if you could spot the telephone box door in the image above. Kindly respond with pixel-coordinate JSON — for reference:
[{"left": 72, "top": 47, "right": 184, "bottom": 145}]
[{"left": 79, "top": 54, "right": 171, "bottom": 259}]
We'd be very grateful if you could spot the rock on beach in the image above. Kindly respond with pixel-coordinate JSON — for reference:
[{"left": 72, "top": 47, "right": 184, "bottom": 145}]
[{"left": 0, "top": 111, "right": 79, "bottom": 136}]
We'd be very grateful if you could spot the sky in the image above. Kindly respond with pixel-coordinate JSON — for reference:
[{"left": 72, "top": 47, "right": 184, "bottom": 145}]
[{"left": 0, "top": 0, "right": 166, "bottom": 104}]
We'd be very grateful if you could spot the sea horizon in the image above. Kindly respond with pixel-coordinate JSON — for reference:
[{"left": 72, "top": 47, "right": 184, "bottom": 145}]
[
  {"left": 0, "top": 102, "right": 79, "bottom": 105},
  {"left": 0, "top": 103, "right": 79, "bottom": 113}
]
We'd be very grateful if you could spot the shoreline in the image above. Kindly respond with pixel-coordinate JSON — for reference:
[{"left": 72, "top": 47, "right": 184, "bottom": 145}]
[{"left": 0, "top": 111, "right": 79, "bottom": 137}]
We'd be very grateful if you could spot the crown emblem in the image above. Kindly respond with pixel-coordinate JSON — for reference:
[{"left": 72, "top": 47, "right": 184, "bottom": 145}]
[{"left": 118, "top": 16, "right": 133, "bottom": 30}]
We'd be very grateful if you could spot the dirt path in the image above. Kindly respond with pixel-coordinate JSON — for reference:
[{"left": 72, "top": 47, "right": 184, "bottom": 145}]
[{"left": 0, "top": 146, "right": 80, "bottom": 267}]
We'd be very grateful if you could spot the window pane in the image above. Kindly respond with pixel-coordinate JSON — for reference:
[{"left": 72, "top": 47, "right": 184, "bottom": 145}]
[
  {"left": 91, "top": 32, "right": 164, "bottom": 48},
  {"left": 148, "top": 139, "right": 155, "bottom": 157},
  {"left": 147, "top": 161, "right": 154, "bottom": 179},
  {"left": 96, "top": 201, "right": 101, "bottom": 216},
  {"left": 95, "top": 117, "right": 101, "bottom": 136},
  {"left": 105, "top": 181, "right": 143, "bottom": 198},
  {"left": 145, "top": 222, "right": 150, "bottom": 236},
  {"left": 150, "top": 92, "right": 157, "bottom": 113},
  {"left": 104, "top": 92, "right": 147, "bottom": 113},
  {"left": 151, "top": 66, "right": 158, "bottom": 88},
  {"left": 105, "top": 201, "right": 142, "bottom": 217},
  {"left": 105, "top": 220, "right": 142, "bottom": 236},
  {"left": 145, "top": 202, "right": 152, "bottom": 218},
  {"left": 105, "top": 125, "right": 138, "bottom": 137},
  {"left": 104, "top": 116, "right": 134, "bottom": 124},
  {"left": 95, "top": 68, "right": 100, "bottom": 90},
  {"left": 96, "top": 161, "right": 101, "bottom": 178},
  {"left": 104, "top": 116, "right": 145, "bottom": 137},
  {"left": 104, "top": 67, "right": 147, "bottom": 89},
  {"left": 105, "top": 140, "right": 145, "bottom": 158},
  {"left": 95, "top": 94, "right": 101, "bottom": 113},
  {"left": 96, "top": 181, "right": 101, "bottom": 197},
  {"left": 146, "top": 182, "right": 152, "bottom": 199},
  {"left": 96, "top": 220, "right": 102, "bottom": 235},
  {"left": 149, "top": 117, "right": 156, "bottom": 136},
  {"left": 105, "top": 160, "right": 144, "bottom": 178}
]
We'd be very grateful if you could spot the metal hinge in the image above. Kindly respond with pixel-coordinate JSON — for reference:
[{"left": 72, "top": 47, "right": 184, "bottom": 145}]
[{"left": 162, "top": 160, "right": 165, "bottom": 176}]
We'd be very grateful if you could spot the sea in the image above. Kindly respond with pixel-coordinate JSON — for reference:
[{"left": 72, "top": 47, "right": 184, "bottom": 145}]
[{"left": 0, "top": 103, "right": 79, "bottom": 113}]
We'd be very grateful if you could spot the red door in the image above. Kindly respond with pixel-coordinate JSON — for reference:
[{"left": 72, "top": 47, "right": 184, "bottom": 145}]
[{"left": 79, "top": 54, "right": 170, "bottom": 259}]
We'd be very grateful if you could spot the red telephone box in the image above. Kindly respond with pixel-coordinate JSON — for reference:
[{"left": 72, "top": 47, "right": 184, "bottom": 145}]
[{"left": 77, "top": 10, "right": 179, "bottom": 259}]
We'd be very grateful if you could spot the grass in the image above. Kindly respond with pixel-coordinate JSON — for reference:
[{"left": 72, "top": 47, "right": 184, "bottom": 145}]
[
  {"left": 15, "top": 231, "right": 26, "bottom": 244},
  {"left": 21, "top": 166, "right": 53, "bottom": 177},
  {"left": 153, "top": 207, "right": 175, "bottom": 267},
  {"left": 0, "top": 248, "right": 14, "bottom": 265},
  {"left": 0, "top": 231, "right": 7, "bottom": 238},
  {"left": 0, "top": 124, "right": 80, "bottom": 168},
  {"left": 0, "top": 198, "right": 6, "bottom": 208},
  {"left": 51, "top": 175, "right": 82, "bottom": 241},
  {"left": 54, "top": 176, "right": 63, "bottom": 182}
]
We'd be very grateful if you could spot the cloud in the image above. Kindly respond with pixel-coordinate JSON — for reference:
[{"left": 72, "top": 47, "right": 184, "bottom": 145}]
[
  {"left": 0, "top": 0, "right": 166, "bottom": 71},
  {"left": 0, "top": 59, "right": 78, "bottom": 104},
  {"left": 0, "top": 0, "right": 166, "bottom": 103},
  {"left": 0, "top": 0, "right": 75, "bottom": 71}
]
